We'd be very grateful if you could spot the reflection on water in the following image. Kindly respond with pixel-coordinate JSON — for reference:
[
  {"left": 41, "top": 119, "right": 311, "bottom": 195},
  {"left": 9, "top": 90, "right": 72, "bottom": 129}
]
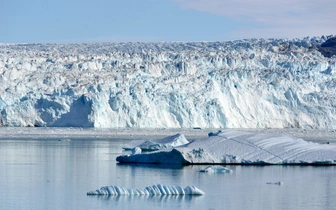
[
  {"left": 117, "top": 163, "right": 185, "bottom": 170},
  {"left": 86, "top": 194, "right": 203, "bottom": 210},
  {"left": 0, "top": 134, "right": 336, "bottom": 210}
]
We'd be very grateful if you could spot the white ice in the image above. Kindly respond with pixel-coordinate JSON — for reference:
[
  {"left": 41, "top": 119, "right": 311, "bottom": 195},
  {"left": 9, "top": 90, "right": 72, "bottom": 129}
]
[
  {"left": 200, "top": 165, "right": 233, "bottom": 173},
  {"left": 123, "top": 133, "right": 189, "bottom": 151},
  {"left": 131, "top": 147, "right": 142, "bottom": 155},
  {"left": 116, "top": 130, "right": 336, "bottom": 165},
  {"left": 87, "top": 184, "right": 205, "bottom": 195},
  {"left": 0, "top": 36, "right": 335, "bottom": 129}
]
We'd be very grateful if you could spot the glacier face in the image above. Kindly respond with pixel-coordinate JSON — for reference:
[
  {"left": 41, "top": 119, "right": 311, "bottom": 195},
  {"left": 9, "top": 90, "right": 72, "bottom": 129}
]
[{"left": 0, "top": 36, "right": 335, "bottom": 128}]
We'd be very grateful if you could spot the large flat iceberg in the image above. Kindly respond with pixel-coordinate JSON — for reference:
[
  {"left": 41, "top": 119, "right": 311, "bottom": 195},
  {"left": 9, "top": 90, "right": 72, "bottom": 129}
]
[
  {"left": 116, "top": 130, "right": 336, "bottom": 165},
  {"left": 87, "top": 184, "right": 205, "bottom": 195}
]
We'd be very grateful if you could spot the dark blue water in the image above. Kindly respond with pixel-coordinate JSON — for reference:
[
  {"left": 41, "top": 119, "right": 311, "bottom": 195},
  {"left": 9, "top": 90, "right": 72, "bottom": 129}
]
[{"left": 1, "top": 131, "right": 335, "bottom": 210}]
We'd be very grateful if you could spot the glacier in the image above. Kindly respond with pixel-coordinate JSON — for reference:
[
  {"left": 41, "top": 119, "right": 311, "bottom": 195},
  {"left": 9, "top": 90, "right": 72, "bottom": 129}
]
[
  {"left": 0, "top": 36, "right": 335, "bottom": 128},
  {"left": 87, "top": 184, "right": 205, "bottom": 196},
  {"left": 116, "top": 130, "right": 336, "bottom": 165}
]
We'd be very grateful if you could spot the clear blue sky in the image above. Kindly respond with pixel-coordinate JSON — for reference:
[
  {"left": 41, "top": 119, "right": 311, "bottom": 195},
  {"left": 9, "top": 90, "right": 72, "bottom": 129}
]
[{"left": 1, "top": 0, "right": 335, "bottom": 43}]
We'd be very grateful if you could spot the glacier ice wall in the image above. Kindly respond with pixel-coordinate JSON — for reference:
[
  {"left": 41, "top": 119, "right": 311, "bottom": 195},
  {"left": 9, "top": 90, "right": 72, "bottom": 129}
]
[{"left": 0, "top": 36, "right": 335, "bottom": 128}]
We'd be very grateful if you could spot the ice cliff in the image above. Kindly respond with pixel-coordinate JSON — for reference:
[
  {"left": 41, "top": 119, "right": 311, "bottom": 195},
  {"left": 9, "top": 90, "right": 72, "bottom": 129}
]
[{"left": 0, "top": 35, "right": 335, "bottom": 128}]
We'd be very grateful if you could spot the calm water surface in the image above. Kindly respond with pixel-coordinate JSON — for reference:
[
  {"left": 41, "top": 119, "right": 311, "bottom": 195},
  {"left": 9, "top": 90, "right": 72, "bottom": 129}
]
[{"left": 1, "top": 130, "right": 335, "bottom": 210}]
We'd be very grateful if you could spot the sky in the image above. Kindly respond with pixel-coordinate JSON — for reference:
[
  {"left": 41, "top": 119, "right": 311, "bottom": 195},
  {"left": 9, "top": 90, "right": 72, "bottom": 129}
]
[{"left": 1, "top": 0, "right": 335, "bottom": 43}]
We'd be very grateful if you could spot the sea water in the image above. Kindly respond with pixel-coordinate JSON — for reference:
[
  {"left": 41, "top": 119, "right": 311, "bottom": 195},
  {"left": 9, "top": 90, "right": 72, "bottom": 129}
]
[{"left": 0, "top": 128, "right": 335, "bottom": 210}]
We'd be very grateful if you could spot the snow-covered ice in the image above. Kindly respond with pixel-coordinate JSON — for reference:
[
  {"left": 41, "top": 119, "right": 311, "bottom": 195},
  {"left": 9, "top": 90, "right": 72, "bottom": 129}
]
[
  {"left": 0, "top": 36, "right": 335, "bottom": 129},
  {"left": 116, "top": 130, "right": 336, "bottom": 165},
  {"left": 87, "top": 184, "right": 205, "bottom": 195},
  {"left": 123, "top": 133, "right": 189, "bottom": 151},
  {"left": 200, "top": 165, "right": 232, "bottom": 173}
]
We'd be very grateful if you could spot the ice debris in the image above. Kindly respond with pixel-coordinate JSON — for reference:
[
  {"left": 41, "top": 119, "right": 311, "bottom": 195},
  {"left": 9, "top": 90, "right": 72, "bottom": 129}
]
[{"left": 200, "top": 165, "right": 232, "bottom": 173}]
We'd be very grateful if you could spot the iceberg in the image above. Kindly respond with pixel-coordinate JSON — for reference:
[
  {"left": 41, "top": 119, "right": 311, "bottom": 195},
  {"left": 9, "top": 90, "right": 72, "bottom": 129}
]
[
  {"left": 116, "top": 130, "right": 336, "bottom": 165},
  {"left": 266, "top": 181, "right": 284, "bottom": 185},
  {"left": 87, "top": 184, "right": 205, "bottom": 195},
  {"left": 123, "top": 133, "right": 189, "bottom": 151},
  {"left": 200, "top": 165, "right": 232, "bottom": 173}
]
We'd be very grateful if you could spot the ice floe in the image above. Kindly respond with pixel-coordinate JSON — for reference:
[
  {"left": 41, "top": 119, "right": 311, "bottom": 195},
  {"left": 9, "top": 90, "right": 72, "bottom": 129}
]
[
  {"left": 116, "top": 130, "right": 336, "bottom": 165},
  {"left": 87, "top": 184, "right": 205, "bottom": 195}
]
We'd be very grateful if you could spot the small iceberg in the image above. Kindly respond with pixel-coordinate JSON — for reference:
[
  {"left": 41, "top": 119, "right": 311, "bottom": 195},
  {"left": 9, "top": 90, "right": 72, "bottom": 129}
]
[
  {"left": 123, "top": 134, "right": 189, "bottom": 151},
  {"left": 87, "top": 184, "right": 205, "bottom": 196},
  {"left": 266, "top": 181, "right": 284, "bottom": 185},
  {"left": 200, "top": 166, "right": 232, "bottom": 173}
]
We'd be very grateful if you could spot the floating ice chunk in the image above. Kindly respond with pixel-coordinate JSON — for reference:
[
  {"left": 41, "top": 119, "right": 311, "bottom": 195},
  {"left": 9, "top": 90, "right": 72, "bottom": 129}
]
[
  {"left": 200, "top": 166, "right": 233, "bottom": 173},
  {"left": 116, "top": 130, "right": 336, "bottom": 165},
  {"left": 184, "top": 186, "right": 205, "bottom": 195},
  {"left": 123, "top": 134, "right": 189, "bottom": 151},
  {"left": 266, "top": 181, "right": 284, "bottom": 185},
  {"left": 87, "top": 184, "right": 205, "bottom": 195}
]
